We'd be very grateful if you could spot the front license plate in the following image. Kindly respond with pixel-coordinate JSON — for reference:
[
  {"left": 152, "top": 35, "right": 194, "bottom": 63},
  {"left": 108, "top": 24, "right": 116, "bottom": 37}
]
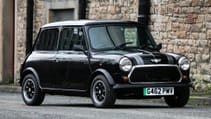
[{"left": 143, "top": 87, "right": 174, "bottom": 96}]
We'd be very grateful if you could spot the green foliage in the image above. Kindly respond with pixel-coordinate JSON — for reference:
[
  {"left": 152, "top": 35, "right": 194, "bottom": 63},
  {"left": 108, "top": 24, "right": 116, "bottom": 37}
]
[{"left": 192, "top": 77, "right": 211, "bottom": 95}]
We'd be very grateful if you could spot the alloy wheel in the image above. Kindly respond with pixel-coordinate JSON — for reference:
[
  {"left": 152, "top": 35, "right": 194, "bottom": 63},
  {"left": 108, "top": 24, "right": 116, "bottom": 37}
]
[
  {"left": 23, "top": 78, "right": 35, "bottom": 102},
  {"left": 92, "top": 80, "right": 106, "bottom": 104}
]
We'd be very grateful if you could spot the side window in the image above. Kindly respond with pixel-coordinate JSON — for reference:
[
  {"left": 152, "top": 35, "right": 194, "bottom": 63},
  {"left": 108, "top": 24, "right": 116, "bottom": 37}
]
[
  {"left": 35, "top": 29, "right": 59, "bottom": 51},
  {"left": 59, "top": 28, "right": 74, "bottom": 50},
  {"left": 59, "top": 27, "right": 87, "bottom": 51}
]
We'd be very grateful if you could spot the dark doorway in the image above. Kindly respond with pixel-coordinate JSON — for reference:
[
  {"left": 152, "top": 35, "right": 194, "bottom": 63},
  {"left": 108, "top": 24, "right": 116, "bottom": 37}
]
[{"left": 49, "top": 9, "right": 75, "bottom": 22}]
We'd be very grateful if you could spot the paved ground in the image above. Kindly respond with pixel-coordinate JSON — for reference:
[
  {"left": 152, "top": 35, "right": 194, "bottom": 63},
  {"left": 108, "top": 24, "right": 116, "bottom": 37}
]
[
  {"left": 0, "top": 92, "right": 210, "bottom": 119},
  {"left": 1, "top": 85, "right": 210, "bottom": 106}
]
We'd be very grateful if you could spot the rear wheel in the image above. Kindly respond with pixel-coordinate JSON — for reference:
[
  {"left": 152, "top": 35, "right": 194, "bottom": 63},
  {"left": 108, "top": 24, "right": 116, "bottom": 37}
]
[
  {"left": 21, "top": 74, "right": 45, "bottom": 106},
  {"left": 90, "top": 75, "right": 116, "bottom": 108},
  {"left": 164, "top": 87, "right": 190, "bottom": 107}
]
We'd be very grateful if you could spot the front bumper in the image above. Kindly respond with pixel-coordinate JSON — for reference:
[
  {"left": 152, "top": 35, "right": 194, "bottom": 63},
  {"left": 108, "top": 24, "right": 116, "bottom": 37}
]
[{"left": 112, "top": 82, "right": 192, "bottom": 89}]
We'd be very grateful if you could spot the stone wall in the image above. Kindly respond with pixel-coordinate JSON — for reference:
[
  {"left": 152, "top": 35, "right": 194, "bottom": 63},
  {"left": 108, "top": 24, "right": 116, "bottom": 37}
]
[
  {"left": 14, "top": 0, "right": 80, "bottom": 82},
  {"left": 33, "top": 0, "right": 45, "bottom": 41},
  {"left": 150, "top": 0, "right": 211, "bottom": 90},
  {"left": 87, "top": 0, "right": 211, "bottom": 89},
  {"left": 15, "top": 0, "right": 46, "bottom": 82},
  {"left": 87, "top": 0, "right": 138, "bottom": 21},
  {"left": 14, "top": 0, "right": 211, "bottom": 89},
  {"left": 14, "top": 0, "right": 27, "bottom": 83}
]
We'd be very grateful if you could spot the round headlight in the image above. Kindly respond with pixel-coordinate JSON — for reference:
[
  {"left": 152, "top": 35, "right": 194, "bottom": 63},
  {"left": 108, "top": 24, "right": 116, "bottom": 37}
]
[
  {"left": 119, "top": 57, "right": 133, "bottom": 72},
  {"left": 178, "top": 57, "right": 190, "bottom": 71}
]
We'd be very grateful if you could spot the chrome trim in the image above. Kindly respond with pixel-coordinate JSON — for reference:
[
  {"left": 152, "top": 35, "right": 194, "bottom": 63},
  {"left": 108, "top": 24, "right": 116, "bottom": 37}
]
[
  {"left": 42, "top": 88, "right": 86, "bottom": 92},
  {"left": 128, "top": 64, "right": 182, "bottom": 84},
  {"left": 178, "top": 57, "right": 190, "bottom": 71},
  {"left": 150, "top": 58, "right": 162, "bottom": 63}
]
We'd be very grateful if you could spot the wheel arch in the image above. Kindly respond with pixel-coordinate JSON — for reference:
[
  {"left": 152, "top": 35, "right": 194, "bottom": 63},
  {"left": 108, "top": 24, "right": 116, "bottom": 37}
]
[
  {"left": 88, "top": 68, "right": 115, "bottom": 93},
  {"left": 20, "top": 67, "right": 41, "bottom": 88}
]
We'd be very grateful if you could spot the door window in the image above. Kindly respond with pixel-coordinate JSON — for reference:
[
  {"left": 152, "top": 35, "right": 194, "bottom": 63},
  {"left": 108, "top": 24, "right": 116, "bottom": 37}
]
[
  {"left": 35, "top": 29, "right": 59, "bottom": 51},
  {"left": 58, "top": 27, "right": 87, "bottom": 51}
]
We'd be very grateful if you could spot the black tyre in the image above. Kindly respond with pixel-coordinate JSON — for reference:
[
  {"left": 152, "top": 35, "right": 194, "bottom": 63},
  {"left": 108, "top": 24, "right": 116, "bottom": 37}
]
[
  {"left": 90, "top": 75, "right": 116, "bottom": 108},
  {"left": 21, "top": 74, "right": 45, "bottom": 106},
  {"left": 164, "top": 87, "right": 190, "bottom": 107}
]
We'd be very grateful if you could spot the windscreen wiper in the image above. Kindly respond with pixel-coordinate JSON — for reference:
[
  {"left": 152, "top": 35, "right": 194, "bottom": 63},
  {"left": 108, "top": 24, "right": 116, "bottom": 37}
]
[{"left": 114, "top": 42, "right": 133, "bottom": 50}]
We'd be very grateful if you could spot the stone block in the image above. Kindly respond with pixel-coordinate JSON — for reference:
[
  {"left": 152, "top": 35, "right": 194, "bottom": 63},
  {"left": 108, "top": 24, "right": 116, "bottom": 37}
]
[
  {"left": 167, "top": 3, "right": 176, "bottom": 13},
  {"left": 198, "top": 48, "right": 209, "bottom": 54},
  {"left": 156, "top": 15, "right": 169, "bottom": 23},
  {"left": 153, "top": 23, "right": 167, "bottom": 31},
  {"left": 202, "top": 54, "right": 210, "bottom": 62},
  {"left": 199, "top": 33, "right": 206, "bottom": 39},
  {"left": 190, "top": 33, "right": 199, "bottom": 39},
  {"left": 182, "top": 7, "right": 193, "bottom": 14},
  {"left": 179, "top": 1, "right": 192, "bottom": 7},
  {"left": 193, "top": 7, "right": 201, "bottom": 14},
  {"left": 199, "top": 40, "right": 208, "bottom": 47},
  {"left": 188, "top": 53, "right": 195, "bottom": 61},
  {"left": 205, "top": 0, "right": 211, "bottom": 7},
  {"left": 196, "top": 15, "right": 205, "bottom": 23},
  {"left": 207, "top": 30, "right": 211, "bottom": 39},
  {"left": 206, "top": 22, "right": 211, "bottom": 29},
  {"left": 195, "top": 54, "right": 202, "bottom": 62},
  {"left": 192, "top": 1, "right": 203, "bottom": 7},
  {"left": 172, "top": 22, "right": 179, "bottom": 31},
  {"left": 150, "top": 15, "right": 157, "bottom": 22},
  {"left": 200, "top": 63, "right": 210, "bottom": 74},
  {"left": 158, "top": 6, "right": 167, "bottom": 15},
  {"left": 176, "top": 31, "right": 187, "bottom": 38},
  {"left": 190, "top": 24, "right": 203, "bottom": 32},
  {"left": 205, "top": 14, "right": 211, "bottom": 22},
  {"left": 209, "top": 40, "right": 211, "bottom": 47}
]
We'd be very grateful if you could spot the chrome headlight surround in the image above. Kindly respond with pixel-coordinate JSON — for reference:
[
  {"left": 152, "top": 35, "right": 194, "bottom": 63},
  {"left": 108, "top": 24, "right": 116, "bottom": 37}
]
[
  {"left": 119, "top": 57, "right": 133, "bottom": 72},
  {"left": 178, "top": 57, "right": 190, "bottom": 71}
]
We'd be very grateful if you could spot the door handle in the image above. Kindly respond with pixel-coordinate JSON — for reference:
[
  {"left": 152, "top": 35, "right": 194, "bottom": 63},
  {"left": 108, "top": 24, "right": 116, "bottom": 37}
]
[{"left": 53, "top": 58, "right": 60, "bottom": 62}]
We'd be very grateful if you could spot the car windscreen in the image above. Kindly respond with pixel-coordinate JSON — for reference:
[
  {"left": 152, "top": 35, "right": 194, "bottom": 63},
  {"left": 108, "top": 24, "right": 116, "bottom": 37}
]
[{"left": 88, "top": 25, "right": 157, "bottom": 51}]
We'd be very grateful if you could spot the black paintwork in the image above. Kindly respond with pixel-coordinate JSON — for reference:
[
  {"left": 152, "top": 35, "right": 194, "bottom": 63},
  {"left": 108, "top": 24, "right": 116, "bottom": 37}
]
[{"left": 20, "top": 20, "right": 191, "bottom": 98}]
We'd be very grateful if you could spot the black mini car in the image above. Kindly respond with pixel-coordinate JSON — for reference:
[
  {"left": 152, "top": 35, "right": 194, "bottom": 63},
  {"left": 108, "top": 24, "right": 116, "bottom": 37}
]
[{"left": 20, "top": 20, "right": 191, "bottom": 108}]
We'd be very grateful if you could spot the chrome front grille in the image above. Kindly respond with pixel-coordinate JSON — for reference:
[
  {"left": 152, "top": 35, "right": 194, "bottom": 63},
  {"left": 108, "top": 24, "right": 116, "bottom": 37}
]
[{"left": 128, "top": 65, "right": 182, "bottom": 84}]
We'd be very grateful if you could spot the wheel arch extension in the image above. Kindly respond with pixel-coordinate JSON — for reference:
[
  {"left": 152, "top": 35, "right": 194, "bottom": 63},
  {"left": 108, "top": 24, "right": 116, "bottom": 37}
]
[
  {"left": 20, "top": 67, "right": 41, "bottom": 88},
  {"left": 89, "top": 68, "right": 115, "bottom": 86}
]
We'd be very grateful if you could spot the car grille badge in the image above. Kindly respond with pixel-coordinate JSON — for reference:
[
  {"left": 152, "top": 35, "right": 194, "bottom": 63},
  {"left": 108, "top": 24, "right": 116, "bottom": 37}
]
[{"left": 150, "top": 58, "right": 162, "bottom": 63}]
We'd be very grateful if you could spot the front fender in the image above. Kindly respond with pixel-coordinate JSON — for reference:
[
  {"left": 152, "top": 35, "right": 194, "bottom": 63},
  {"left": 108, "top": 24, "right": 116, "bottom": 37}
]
[{"left": 91, "top": 68, "right": 115, "bottom": 86}]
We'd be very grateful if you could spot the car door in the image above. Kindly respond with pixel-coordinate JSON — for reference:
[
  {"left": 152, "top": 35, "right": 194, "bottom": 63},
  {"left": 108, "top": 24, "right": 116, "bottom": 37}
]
[
  {"left": 33, "top": 28, "right": 59, "bottom": 88},
  {"left": 55, "top": 27, "right": 91, "bottom": 90}
]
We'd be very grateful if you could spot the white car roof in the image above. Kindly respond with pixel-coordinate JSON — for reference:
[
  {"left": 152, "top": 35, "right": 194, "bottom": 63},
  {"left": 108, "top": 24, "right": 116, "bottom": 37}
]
[{"left": 42, "top": 20, "right": 137, "bottom": 28}]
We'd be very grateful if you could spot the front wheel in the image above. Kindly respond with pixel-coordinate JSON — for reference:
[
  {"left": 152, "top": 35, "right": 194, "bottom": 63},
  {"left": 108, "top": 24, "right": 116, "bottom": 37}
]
[
  {"left": 21, "top": 74, "right": 45, "bottom": 106},
  {"left": 164, "top": 87, "right": 190, "bottom": 107},
  {"left": 90, "top": 75, "right": 116, "bottom": 108}
]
